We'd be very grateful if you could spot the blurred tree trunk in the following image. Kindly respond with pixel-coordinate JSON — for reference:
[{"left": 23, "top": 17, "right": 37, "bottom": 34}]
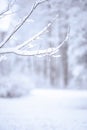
[
  {"left": 58, "top": 10, "right": 69, "bottom": 88},
  {"left": 46, "top": 2, "right": 58, "bottom": 86},
  {"left": 67, "top": 0, "right": 87, "bottom": 88},
  {"left": 60, "top": 42, "right": 68, "bottom": 87}
]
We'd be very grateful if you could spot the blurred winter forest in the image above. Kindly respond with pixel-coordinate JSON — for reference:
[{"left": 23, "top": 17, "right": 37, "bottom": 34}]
[{"left": 0, "top": 0, "right": 87, "bottom": 97}]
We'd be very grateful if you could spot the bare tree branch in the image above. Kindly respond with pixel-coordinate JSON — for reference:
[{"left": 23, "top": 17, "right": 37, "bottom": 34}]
[
  {"left": 16, "top": 15, "right": 58, "bottom": 50},
  {"left": 0, "top": 27, "right": 69, "bottom": 57},
  {"left": 0, "top": 0, "right": 15, "bottom": 16},
  {"left": 0, "top": 0, "right": 47, "bottom": 48},
  {"left": 0, "top": 0, "right": 69, "bottom": 58},
  {"left": 49, "top": 25, "right": 70, "bottom": 56}
]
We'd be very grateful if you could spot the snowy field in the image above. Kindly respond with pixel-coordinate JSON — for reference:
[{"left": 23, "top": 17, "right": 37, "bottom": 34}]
[{"left": 0, "top": 89, "right": 87, "bottom": 130}]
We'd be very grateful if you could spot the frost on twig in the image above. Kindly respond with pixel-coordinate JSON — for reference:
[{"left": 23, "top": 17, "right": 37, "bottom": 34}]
[
  {"left": 0, "top": 0, "right": 16, "bottom": 16},
  {"left": 0, "top": 0, "right": 47, "bottom": 48},
  {"left": 0, "top": 25, "right": 69, "bottom": 57},
  {"left": 16, "top": 15, "right": 58, "bottom": 49},
  {"left": 0, "top": 0, "right": 69, "bottom": 57}
]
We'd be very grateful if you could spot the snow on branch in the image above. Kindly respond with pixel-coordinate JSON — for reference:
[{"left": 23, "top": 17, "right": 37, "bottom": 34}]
[
  {"left": 0, "top": 0, "right": 15, "bottom": 16},
  {"left": 0, "top": 0, "right": 47, "bottom": 48},
  {"left": 0, "top": 26, "right": 69, "bottom": 56},
  {"left": 0, "top": 0, "right": 69, "bottom": 57},
  {"left": 16, "top": 15, "right": 58, "bottom": 50}
]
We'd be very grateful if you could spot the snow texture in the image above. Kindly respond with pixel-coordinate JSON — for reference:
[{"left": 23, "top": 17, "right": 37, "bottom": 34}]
[
  {"left": 0, "top": 89, "right": 87, "bottom": 130},
  {"left": 0, "top": 72, "right": 35, "bottom": 97}
]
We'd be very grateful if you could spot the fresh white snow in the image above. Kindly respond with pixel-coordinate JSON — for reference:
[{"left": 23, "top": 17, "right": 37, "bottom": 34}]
[{"left": 0, "top": 89, "right": 87, "bottom": 130}]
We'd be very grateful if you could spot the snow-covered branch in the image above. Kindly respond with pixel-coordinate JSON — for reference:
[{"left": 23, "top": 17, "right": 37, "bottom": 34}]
[
  {"left": 0, "top": 0, "right": 69, "bottom": 57},
  {"left": 0, "top": 0, "right": 15, "bottom": 16},
  {"left": 0, "top": 26, "right": 69, "bottom": 56},
  {"left": 0, "top": 0, "right": 47, "bottom": 48},
  {"left": 16, "top": 15, "right": 58, "bottom": 50}
]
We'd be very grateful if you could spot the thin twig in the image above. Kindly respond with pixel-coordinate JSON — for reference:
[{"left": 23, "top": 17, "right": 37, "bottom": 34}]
[
  {"left": 16, "top": 15, "right": 58, "bottom": 49},
  {"left": 0, "top": 0, "right": 69, "bottom": 57},
  {"left": 0, "top": 0, "right": 15, "bottom": 16},
  {"left": 0, "top": 0, "right": 47, "bottom": 48},
  {"left": 49, "top": 25, "right": 70, "bottom": 56},
  {"left": 0, "top": 26, "right": 69, "bottom": 57}
]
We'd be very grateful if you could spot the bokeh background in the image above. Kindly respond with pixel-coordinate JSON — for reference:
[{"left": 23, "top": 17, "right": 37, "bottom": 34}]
[{"left": 0, "top": 0, "right": 87, "bottom": 97}]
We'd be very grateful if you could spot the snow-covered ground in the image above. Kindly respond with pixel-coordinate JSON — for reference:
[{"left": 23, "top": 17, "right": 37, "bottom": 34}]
[{"left": 0, "top": 89, "right": 87, "bottom": 130}]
